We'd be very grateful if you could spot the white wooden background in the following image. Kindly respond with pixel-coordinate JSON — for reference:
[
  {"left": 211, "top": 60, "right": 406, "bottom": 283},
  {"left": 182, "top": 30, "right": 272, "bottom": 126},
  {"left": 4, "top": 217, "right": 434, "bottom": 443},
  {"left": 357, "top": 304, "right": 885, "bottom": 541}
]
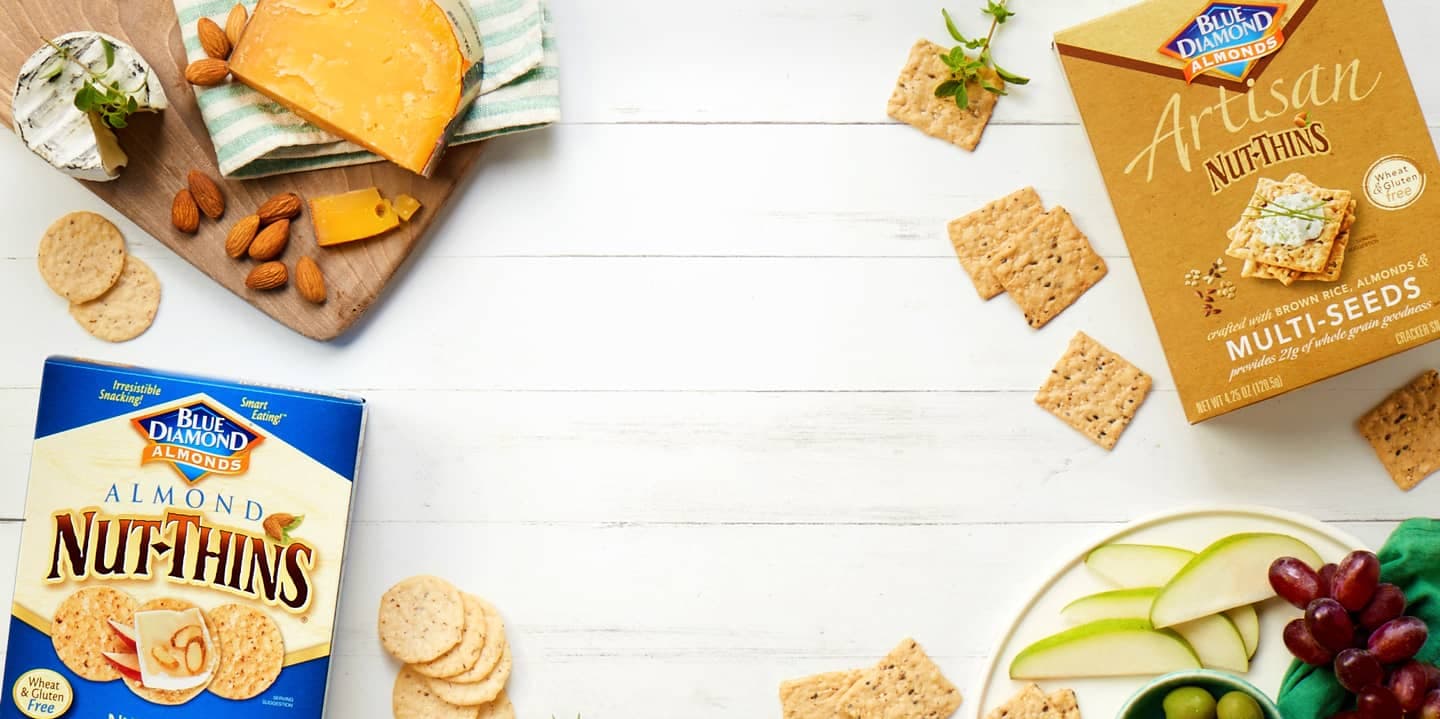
[{"left": 1, "top": 1, "right": 1438, "bottom": 716}]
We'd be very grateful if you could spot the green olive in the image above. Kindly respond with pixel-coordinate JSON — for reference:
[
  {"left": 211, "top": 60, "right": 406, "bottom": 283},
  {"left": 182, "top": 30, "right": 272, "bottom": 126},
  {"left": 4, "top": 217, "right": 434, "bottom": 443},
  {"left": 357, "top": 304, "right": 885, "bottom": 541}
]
[
  {"left": 1216, "top": 691, "right": 1263, "bottom": 719},
  {"left": 1163, "top": 686, "right": 1218, "bottom": 719}
]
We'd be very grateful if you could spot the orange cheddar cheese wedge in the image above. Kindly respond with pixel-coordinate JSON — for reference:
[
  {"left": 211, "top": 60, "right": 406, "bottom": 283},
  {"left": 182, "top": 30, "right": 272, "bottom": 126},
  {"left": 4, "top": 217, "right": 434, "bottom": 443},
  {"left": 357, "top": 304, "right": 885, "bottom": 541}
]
[
  {"left": 229, "top": 0, "right": 484, "bottom": 176},
  {"left": 311, "top": 188, "right": 402, "bottom": 247}
]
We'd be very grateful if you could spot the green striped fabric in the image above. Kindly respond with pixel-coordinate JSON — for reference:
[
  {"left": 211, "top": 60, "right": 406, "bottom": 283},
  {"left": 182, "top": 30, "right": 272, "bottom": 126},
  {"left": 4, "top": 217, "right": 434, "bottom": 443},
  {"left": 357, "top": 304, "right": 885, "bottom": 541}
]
[{"left": 173, "top": 0, "right": 559, "bottom": 178}]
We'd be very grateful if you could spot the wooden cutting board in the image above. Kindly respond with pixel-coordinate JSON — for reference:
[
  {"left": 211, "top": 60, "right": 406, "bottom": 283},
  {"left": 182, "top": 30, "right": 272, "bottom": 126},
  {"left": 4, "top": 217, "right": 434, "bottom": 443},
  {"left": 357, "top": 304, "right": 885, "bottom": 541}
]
[{"left": 1, "top": 0, "right": 483, "bottom": 341}]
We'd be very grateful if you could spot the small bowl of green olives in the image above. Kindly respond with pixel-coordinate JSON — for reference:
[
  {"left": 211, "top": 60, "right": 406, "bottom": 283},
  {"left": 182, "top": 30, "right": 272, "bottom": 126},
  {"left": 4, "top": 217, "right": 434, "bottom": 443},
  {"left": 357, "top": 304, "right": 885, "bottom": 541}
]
[{"left": 1116, "top": 670, "right": 1282, "bottom": 719}]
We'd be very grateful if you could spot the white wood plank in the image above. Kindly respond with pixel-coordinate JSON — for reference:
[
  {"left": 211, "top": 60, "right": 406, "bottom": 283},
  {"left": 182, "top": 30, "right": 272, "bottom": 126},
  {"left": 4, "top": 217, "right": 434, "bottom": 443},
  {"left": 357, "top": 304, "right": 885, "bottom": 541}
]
[
  {"left": 4, "top": 252, "right": 1438, "bottom": 392},
  {"left": 548, "top": 0, "right": 1440, "bottom": 124},
  {"left": 0, "top": 521, "right": 1400, "bottom": 719},
  {"left": 1, "top": 386, "right": 1434, "bottom": 526}
]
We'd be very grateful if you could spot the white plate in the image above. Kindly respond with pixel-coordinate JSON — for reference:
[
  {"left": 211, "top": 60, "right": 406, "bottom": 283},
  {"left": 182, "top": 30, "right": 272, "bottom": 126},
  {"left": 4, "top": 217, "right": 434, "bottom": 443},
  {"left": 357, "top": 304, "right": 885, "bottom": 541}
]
[{"left": 969, "top": 506, "right": 1369, "bottom": 718}]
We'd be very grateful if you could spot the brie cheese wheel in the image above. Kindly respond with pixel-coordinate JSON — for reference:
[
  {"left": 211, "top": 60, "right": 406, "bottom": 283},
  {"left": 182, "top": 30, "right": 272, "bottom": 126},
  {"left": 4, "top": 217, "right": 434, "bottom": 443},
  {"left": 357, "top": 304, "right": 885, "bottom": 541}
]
[{"left": 12, "top": 32, "right": 168, "bottom": 182}]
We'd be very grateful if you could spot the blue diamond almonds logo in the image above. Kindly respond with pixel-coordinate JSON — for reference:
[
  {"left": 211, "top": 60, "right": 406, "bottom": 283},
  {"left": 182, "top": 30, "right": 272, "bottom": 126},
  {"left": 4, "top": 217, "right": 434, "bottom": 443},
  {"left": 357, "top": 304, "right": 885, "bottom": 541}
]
[
  {"left": 131, "top": 400, "right": 264, "bottom": 483},
  {"left": 1160, "top": 2, "right": 1287, "bottom": 84}
]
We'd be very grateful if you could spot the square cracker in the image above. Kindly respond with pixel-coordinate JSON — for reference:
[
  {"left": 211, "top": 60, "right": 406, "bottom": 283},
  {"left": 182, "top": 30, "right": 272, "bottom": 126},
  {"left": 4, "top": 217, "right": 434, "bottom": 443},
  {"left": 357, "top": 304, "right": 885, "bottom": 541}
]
[
  {"left": 948, "top": 187, "right": 1045, "bottom": 300},
  {"left": 838, "top": 638, "right": 962, "bottom": 719},
  {"left": 1358, "top": 369, "right": 1440, "bottom": 491},
  {"left": 992, "top": 207, "right": 1108, "bottom": 329},
  {"left": 888, "top": 39, "right": 1002, "bottom": 152},
  {"left": 1241, "top": 200, "right": 1357, "bottom": 285},
  {"left": 781, "top": 670, "right": 863, "bottom": 719},
  {"left": 1036, "top": 332, "right": 1152, "bottom": 451},
  {"left": 1227, "top": 174, "right": 1353, "bottom": 273},
  {"left": 984, "top": 684, "right": 1081, "bottom": 719}
]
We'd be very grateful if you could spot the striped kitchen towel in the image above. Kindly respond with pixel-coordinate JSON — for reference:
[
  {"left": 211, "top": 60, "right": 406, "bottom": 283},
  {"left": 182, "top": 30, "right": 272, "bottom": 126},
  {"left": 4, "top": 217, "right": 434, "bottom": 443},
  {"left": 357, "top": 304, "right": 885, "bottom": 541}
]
[{"left": 172, "top": 0, "right": 559, "bottom": 178}]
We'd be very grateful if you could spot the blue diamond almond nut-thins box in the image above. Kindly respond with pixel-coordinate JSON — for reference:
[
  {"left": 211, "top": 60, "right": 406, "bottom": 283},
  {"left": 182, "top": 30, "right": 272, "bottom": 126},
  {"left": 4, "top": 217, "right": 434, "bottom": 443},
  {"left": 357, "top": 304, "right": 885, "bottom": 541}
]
[
  {"left": 1056, "top": 0, "right": 1440, "bottom": 422},
  {"left": 2, "top": 358, "right": 366, "bottom": 719}
]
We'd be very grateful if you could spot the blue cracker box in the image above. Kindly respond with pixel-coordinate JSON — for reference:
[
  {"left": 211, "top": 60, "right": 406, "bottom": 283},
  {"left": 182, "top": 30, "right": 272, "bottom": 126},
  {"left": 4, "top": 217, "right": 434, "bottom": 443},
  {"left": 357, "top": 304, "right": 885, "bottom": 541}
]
[{"left": 2, "top": 358, "right": 366, "bottom": 719}]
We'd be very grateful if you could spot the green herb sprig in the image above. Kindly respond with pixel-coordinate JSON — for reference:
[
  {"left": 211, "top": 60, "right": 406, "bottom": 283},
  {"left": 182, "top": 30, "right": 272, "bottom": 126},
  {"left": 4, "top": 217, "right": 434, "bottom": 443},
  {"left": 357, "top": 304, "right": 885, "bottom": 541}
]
[
  {"left": 1256, "top": 200, "right": 1331, "bottom": 224},
  {"left": 38, "top": 37, "right": 141, "bottom": 129},
  {"left": 935, "top": 1, "right": 1030, "bottom": 110}
]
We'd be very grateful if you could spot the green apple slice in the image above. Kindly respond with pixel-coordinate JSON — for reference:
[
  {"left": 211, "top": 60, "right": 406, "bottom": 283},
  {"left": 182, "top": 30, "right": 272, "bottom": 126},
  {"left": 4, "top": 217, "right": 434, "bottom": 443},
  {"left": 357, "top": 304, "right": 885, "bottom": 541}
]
[
  {"left": 1009, "top": 619, "right": 1201, "bottom": 679},
  {"left": 1151, "top": 533, "right": 1322, "bottom": 628},
  {"left": 1172, "top": 613, "right": 1250, "bottom": 673},
  {"left": 1225, "top": 605, "right": 1261, "bottom": 659},
  {"left": 1085, "top": 544, "right": 1196, "bottom": 588},
  {"left": 1060, "top": 588, "right": 1160, "bottom": 624}
]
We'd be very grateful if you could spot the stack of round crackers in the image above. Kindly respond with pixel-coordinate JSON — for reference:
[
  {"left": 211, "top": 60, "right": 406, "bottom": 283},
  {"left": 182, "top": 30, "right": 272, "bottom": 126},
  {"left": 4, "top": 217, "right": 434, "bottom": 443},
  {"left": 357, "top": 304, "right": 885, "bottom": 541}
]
[
  {"left": 37, "top": 211, "right": 161, "bottom": 342},
  {"left": 381, "top": 576, "right": 514, "bottom": 719}
]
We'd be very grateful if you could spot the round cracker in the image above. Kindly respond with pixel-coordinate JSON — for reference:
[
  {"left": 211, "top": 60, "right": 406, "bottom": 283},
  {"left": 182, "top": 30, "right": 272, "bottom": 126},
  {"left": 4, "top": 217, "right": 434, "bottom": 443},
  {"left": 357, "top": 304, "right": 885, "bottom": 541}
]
[
  {"left": 206, "top": 603, "right": 284, "bottom": 700},
  {"left": 442, "top": 598, "right": 506, "bottom": 683},
  {"left": 37, "top": 211, "right": 127, "bottom": 302},
  {"left": 51, "top": 586, "right": 137, "bottom": 681},
  {"left": 393, "top": 666, "right": 480, "bottom": 719},
  {"left": 68, "top": 256, "right": 161, "bottom": 342},
  {"left": 426, "top": 642, "right": 511, "bottom": 707},
  {"left": 124, "top": 598, "right": 220, "bottom": 705},
  {"left": 476, "top": 690, "right": 516, "bottom": 719},
  {"left": 413, "top": 593, "right": 488, "bottom": 679},
  {"left": 378, "top": 576, "right": 464, "bottom": 664}
]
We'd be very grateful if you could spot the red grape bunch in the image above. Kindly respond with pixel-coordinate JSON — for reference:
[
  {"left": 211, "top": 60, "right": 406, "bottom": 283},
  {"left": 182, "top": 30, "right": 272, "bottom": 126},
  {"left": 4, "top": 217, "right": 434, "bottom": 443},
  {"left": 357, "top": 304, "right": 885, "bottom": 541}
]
[{"left": 1270, "top": 551, "right": 1438, "bottom": 719}]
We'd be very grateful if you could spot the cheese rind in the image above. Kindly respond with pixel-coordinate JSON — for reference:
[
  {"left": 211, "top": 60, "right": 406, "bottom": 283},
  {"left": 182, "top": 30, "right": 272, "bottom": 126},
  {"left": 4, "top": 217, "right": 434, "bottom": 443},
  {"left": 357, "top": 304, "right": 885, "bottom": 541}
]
[
  {"left": 12, "top": 32, "right": 168, "bottom": 181},
  {"left": 229, "top": 0, "right": 484, "bottom": 176},
  {"left": 312, "top": 188, "right": 402, "bottom": 247}
]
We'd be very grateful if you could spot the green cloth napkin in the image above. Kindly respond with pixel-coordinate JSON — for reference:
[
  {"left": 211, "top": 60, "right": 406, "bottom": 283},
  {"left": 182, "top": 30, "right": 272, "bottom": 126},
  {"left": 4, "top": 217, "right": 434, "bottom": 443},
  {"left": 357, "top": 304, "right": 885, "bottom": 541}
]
[
  {"left": 1278, "top": 518, "right": 1440, "bottom": 717},
  {"left": 172, "top": 0, "right": 559, "bottom": 178}
]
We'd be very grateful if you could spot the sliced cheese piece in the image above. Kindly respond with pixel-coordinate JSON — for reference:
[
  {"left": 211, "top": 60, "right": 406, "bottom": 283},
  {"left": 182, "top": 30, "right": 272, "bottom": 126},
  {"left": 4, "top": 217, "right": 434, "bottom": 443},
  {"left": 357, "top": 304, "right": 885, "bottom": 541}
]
[
  {"left": 12, "top": 32, "right": 167, "bottom": 181},
  {"left": 394, "top": 194, "right": 424, "bottom": 222},
  {"left": 312, "top": 188, "right": 401, "bottom": 247},
  {"left": 229, "top": 0, "right": 485, "bottom": 176}
]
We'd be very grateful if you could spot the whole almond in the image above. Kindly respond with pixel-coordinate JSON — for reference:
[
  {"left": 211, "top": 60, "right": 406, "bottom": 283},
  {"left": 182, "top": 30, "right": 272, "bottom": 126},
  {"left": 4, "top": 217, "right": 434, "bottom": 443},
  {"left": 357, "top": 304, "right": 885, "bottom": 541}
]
[
  {"left": 246, "top": 262, "right": 288, "bottom": 290},
  {"left": 256, "top": 192, "right": 303, "bottom": 223},
  {"left": 248, "top": 219, "right": 290, "bottom": 260},
  {"left": 225, "top": 4, "right": 248, "bottom": 48},
  {"left": 197, "top": 18, "right": 231, "bottom": 60},
  {"left": 225, "top": 215, "right": 261, "bottom": 258},
  {"left": 172, "top": 189, "right": 200, "bottom": 233},
  {"left": 187, "top": 170, "right": 225, "bottom": 219},
  {"left": 185, "top": 58, "right": 229, "bottom": 87},
  {"left": 295, "top": 256, "right": 327, "bottom": 304}
]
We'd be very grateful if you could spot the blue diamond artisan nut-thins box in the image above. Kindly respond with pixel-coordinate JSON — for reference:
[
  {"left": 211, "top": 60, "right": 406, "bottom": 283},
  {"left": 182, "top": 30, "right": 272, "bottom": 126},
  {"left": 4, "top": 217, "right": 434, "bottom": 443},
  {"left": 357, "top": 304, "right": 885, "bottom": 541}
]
[
  {"left": 2, "top": 358, "right": 366, "bottom": 719},
  {"left": 1057, "top": 0, "right": 1440, "bottom": 422}
]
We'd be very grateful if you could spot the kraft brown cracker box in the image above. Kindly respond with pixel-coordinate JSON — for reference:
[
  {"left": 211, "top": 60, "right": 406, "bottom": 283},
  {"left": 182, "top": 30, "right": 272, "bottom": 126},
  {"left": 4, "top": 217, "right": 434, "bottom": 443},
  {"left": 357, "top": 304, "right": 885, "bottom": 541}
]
[
  {"left": 1, "top": 358, "right": 365, "bottom": 719},
  {"left": 1056, "top": 0, "right": 1440, "bottom": 422}
]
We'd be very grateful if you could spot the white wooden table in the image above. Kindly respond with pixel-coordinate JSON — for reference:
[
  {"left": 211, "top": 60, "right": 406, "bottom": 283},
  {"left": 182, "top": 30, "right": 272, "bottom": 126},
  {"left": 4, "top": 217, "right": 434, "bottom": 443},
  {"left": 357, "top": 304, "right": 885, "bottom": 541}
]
[{"left": 1, "top": 1, "right": 1437, "bottom": 716}]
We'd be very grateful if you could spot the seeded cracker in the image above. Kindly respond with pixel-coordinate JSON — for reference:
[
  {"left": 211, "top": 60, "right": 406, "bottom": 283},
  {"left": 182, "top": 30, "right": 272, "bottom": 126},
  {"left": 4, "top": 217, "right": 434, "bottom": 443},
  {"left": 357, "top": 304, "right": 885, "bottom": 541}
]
[
  {"left": 837, "top": 638, "right": 962, "bottom": 719},
  {"left": 37, "top": 211, "right": 127, "bottom": 303},
  {"left": 124, "top": 598, "right": 221, "bottom": 705},
  {"left": 780, "top": 669, "right": 864, "bottom": 719},
  {"left": 984, "top": 684, "right": 1082, "bottom": 719},
  {"left": 1227, "top": 174, "right": 1353, "bottom": 273},
  {"left": 414, "top": 593, "right": 489, "bottom": 678},
  {"left": 1243, "top": 200, "right": 1357, "bottom": 285},
  {"left": 948, "top": 187, "right": 1046, "bottom": 299},
  {"left": 1036, "top": 332, "right": 1152, "bottom": 450},
  {"left": 1358, "top": 369, "right": 1440, "bottom": 491},
  {"left": 427, "top": 641, "right": 512, "bottom": 706},
  {"left": 992, "top": 207, "right": 1108, "bottom": 329},
  {"left": 207, "top": 603, "right": 284, "bottom": 700},
  {"left": 887, "top": 39, "right": 1002, "bottom": 152},
  {"left": 379, "top": 575, "right": 466, "bottom": 663},
  {"left": 51, "top": 586, "right": 137, "bottom": 681},
  {"left": 443, "top": 596, "right": 508, "bottom": 683},
  {"left": 394, "top": 666, "right": 480, "bottom": 719},
  {"left": 68, "top": 256, "right": 162, "bottom": 342}
]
